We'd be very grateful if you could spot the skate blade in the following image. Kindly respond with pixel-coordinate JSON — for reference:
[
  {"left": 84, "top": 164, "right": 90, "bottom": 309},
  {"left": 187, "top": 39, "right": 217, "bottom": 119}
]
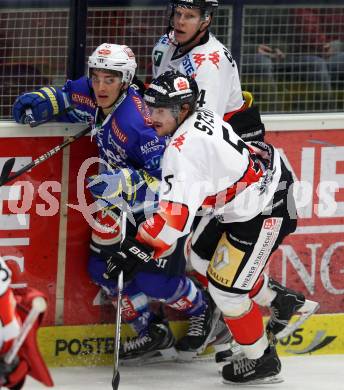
[
  {"left": 176, "top": 348, "right": 215, "bottom": 362},
  {"left": 276, "top": 300, "right": 320, "bottom": 339},
  {"left": 120, "top": 347, "right": 178, "bottom": 366},
  {"left": 223, "top": 374, "right": 284, "bottom": 385}
]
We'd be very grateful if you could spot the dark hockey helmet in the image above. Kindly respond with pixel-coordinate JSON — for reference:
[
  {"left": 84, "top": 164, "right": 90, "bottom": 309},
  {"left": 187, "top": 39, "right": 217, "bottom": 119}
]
[
  {"left": 167, "top": 0, "right": 218, "bottom": 39},
  {"left": 169, "top": 0, "right": 218, "bottom": 13},
  {"left": 144, "top": 70, "right": 199, "bottom": 111}
]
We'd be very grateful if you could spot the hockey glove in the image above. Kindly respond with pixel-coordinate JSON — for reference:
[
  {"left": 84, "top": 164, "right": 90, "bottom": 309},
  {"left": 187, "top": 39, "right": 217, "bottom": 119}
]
[
  {"left": 87, "top": 167, "right": 159, "bottom": 209},
  {"left": 13, "top": 87, "right": 65, "bottom": 124},
  {"left": 102, "top": 236, "right": 153, "bottom": 281},
  {"left": 0, "top": 355, "right": 28, "bottom": 389}
]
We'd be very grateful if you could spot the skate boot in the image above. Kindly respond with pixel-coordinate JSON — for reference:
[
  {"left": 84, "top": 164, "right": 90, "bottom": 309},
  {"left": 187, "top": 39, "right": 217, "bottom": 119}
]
[
  {"left": 119, "top": 321, "right": 177, "bottom": 365},
  {"left": 267, "top": 278, "right": 319, "bottom": 339},
  {"left": 215, "top": 338, "right": 245, "bottom": 368},
  {"left": 175, "top": 292, "right": 221, "bottom": 361},
  {"left": 222, "top": 344, "right": 283, "bottom": 385}
]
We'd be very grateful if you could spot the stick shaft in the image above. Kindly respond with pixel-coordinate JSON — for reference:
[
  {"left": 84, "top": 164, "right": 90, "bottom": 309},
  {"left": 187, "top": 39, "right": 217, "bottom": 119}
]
[
  {"left": 4, "top": 297, "right": 47, "bottom": 364},
  {"left": 113, "top": 271, "right": 123, "bottom": 374},
  {"left": 0, "top": 125, "right": 92, "bottom": 186},
  {"left": 112, "top": 210, "right": 127, "bottom": 387}
]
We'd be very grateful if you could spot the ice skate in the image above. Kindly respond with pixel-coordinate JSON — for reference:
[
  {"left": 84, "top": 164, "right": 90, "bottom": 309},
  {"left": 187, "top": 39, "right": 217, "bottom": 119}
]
[
  {"left": 267, "top": 278, "right": 320, "bottom": 339},
  {"left": 119, "top": 321, "right": 177, "bottom": 365},
  {"left": 222, "top": 344, "right": 283, "bottom": 385},
  {"left": 215, "top": 339, "right": 245, "bottom": 369},
  {"left": 176, "top": 292, "right": 221, "bottom": 361}
]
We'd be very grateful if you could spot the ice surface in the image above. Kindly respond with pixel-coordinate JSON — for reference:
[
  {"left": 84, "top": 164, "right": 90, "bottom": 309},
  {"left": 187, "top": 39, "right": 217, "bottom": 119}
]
[{"left": 24, "top": 355, "right": 344, "bottom": 390}]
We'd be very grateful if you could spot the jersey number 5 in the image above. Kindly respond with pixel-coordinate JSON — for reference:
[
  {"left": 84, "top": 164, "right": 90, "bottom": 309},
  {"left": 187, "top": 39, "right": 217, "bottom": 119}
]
[{"left": 222, "top": 125, "right": 248, "bottom": 155}]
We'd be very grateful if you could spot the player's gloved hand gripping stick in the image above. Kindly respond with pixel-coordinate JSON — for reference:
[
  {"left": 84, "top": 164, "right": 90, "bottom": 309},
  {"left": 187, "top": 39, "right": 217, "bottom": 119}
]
[{"left": 0, "top": 107, "right": 92, "bottom": 187}]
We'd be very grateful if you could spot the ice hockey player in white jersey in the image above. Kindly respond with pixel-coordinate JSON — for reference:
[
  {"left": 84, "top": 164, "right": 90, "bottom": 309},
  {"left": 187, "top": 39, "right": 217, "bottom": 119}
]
[
  {"left": 128, "top": 70, "right": 303, "bottom": 384},
  {"left": 0, "top": 257, "right": 53, "bottom": 389},
  {"left": 151, "top": 0, "right": 319, "bottom": 357},
  {"left": 152, "top": 0, "right": 243, "bottom": 118}
]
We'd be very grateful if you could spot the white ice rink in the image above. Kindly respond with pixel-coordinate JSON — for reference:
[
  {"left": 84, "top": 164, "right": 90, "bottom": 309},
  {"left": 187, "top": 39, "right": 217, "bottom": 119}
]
[{"left": 24, "top": 355, "right": 344, "bottom": 390}]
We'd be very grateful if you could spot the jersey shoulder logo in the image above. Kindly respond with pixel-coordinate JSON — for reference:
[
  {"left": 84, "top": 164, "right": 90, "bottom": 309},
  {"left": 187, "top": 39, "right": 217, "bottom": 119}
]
[
  {"left": 171, "top": 131, "right": 187, "bottom": 152},
  {"left": 223, "top": 47, "right": 236, "bottom": 68},
  {"left": 153, "top": 50, "right": 164, "bottom": 66}
]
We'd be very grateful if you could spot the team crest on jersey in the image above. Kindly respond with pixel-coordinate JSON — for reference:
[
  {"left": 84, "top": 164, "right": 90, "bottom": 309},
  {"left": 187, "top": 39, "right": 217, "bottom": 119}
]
[{"left": 174, "top": 77, "right": 189, "bottom": 92}]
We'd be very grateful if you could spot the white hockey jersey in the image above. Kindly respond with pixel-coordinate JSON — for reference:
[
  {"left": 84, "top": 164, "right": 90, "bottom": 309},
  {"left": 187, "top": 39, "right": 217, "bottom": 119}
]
[
  {"left": 0, "top": 257, "right": 20, "bottom": 354},
  {"left": 137, "top": 109, "right": 282, "bottom": 258},
  {"left": 152, "top": 32, "right": 244, "bottom": 117}
]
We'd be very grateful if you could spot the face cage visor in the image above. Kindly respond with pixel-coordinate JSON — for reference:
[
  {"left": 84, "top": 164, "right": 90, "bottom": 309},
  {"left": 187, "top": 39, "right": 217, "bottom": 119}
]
[{"left": 145, "top": 101, "right": 182, "bottom": 123}]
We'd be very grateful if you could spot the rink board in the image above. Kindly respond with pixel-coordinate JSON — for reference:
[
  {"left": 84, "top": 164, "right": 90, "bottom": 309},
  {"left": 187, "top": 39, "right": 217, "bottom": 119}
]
[
  {"left": 1, "top": 119, "right": 343, "bottom": 328},
  {"left": 38, "top": 313, "right": 344, "bottom": 367}
]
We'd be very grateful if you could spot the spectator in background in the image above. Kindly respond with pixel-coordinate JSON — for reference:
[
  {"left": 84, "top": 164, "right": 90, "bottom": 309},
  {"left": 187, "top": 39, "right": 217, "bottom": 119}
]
[
  {"left": 242, "top": 7, "right": 344, "bottom": 110},
  {"left": 293, "top": 8, "right": 344, "bottom": 87}
]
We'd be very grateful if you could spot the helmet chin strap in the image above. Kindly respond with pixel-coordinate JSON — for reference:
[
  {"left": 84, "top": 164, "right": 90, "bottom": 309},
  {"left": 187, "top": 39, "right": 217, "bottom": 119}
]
[
  {"left": 169, "top": 105, "right": 191, "bottom": 136},
  {"left": 168, "top": 8, "right": 211, "bottom": 50},
  {"left": 175, "top": 22, "right": 209, "bottom": 51}
]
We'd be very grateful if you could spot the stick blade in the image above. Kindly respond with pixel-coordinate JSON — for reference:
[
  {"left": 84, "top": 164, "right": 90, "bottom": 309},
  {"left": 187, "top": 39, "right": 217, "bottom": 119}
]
[
  {"left": 112, "top": 371, "right": 120, "bottom": 390},
  {"left": 0, "top": 157, "right": 15, "bottom": 186}
]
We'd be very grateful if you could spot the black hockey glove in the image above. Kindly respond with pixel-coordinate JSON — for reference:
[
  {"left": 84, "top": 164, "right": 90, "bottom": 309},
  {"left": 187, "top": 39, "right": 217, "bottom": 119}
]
[
  {"left": 103, "top": 236, "right": 153, "bottom": 281},
  {"left": 0, "top": 355, "right": 26, "bottom": 389}
]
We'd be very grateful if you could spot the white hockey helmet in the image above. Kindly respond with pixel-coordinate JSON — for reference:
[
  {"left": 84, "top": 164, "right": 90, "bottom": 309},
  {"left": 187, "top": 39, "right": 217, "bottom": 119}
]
[{"left": 88, "top": 43, "right": 137, "bottom": 84}]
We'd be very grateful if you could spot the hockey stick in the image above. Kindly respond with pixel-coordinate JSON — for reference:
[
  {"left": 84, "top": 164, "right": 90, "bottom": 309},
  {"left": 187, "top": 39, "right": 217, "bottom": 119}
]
[
  {"left": 112, "top": 210, "right": 126, "bottom": 390},
  {"left": 0, "top": 123, "right": 92, "bottom": 187},
  {"left": 0, "top": 106, "right": 78, "bottom": 187},
  {"left": 23, "top": 107, "right": 74, "bottom": 128},
  {"left": 0, "top": 158, "right": 16, "bottom": 186},
  {"left": 4, "top": 296, "right": 47, "bottom": 365}
]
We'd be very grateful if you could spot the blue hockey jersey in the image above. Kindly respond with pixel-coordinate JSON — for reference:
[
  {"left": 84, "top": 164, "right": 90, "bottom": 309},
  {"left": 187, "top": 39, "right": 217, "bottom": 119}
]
[{"left": 57, "top": 76, "right": 166, "bottom": 178}]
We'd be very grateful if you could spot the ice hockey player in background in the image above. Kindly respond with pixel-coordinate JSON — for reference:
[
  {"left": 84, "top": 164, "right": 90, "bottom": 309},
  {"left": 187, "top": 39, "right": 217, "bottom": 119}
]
[
  {"left": 106, "top": 70, "right": 308, "bottom": 384},
  {"left": 0, "top": 257, "right": 53, "bottom": 389},
  {"left": 12, "top": 43, "right": 220, "bottom": 363},
  {"left": 152, "top": 0, "right": 319, "bottom": 357},
  {"left": 152, "top": 0, "right": 244, "bottom": 118}
]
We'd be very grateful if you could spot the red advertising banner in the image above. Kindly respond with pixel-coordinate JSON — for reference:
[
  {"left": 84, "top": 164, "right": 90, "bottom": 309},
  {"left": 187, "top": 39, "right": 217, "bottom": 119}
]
[
  {"left": 266, "top": 130, "right": 344, "bottom": 313},
  {"left": 63, "top": 138, "right": 106, "bottom": 325},
  {"left": 1, "top": 127, "right": 343, "bottom": 326},
  {"left": 0, "top": 137, "right": 64, "bottom": 325}
]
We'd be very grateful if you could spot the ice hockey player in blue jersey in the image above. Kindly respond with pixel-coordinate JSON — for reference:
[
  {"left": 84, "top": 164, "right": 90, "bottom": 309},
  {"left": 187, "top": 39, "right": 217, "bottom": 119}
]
[
  {"left": 13, "top": 43, "right": 163, "bottom": 178},
  {"left": 12, "top": 43, "right": 219, "bottom": 363}
]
